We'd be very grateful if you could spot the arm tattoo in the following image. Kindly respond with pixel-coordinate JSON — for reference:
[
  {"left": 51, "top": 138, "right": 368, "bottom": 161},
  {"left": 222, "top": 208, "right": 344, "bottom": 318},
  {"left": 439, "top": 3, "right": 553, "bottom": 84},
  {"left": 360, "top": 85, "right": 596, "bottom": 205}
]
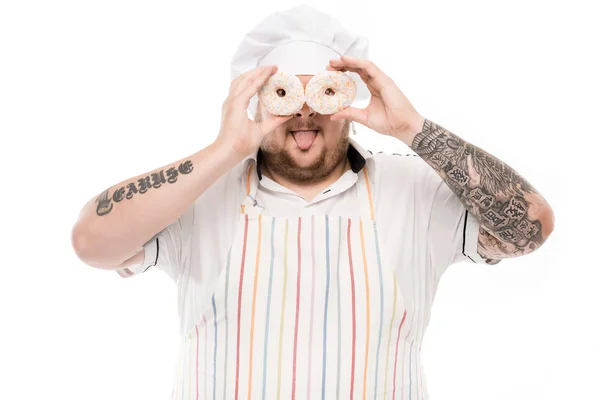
[
  {"left": 94, "top": 160, "right": 194, "bottom": 216},
  {"left": 411, "top": 119, "right": 552, "bottom": 258}
]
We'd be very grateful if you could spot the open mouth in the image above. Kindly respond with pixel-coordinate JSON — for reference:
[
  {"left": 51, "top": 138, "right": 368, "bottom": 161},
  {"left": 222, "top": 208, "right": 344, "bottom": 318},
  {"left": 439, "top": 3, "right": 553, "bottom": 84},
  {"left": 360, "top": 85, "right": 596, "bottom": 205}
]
[{"left": 290, "top": 129, "right": 319, "bottom": 150}]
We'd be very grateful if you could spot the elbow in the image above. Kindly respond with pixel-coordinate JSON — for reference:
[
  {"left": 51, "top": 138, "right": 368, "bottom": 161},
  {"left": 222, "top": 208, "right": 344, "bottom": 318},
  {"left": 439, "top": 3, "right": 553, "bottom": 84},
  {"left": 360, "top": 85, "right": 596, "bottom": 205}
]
[
  {"left": 535, "top": 205, "right": 555, "bottom": 250},
  {"left": 71, "top": 224, "right": 120, "bottom": 270},
  {"left": 71, "top": 224, "right": 90, "bottom": 264},
  {"left": 542, "top": 205, "right": 555, "bottom": 239}
]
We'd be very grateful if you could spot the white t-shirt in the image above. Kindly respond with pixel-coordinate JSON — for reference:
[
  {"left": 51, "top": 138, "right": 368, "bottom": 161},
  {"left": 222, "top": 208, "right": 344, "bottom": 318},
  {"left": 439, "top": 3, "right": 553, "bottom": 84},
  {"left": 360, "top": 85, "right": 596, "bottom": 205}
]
[{"left": 117, "top": 136, "right": 492, "bottom": 338}]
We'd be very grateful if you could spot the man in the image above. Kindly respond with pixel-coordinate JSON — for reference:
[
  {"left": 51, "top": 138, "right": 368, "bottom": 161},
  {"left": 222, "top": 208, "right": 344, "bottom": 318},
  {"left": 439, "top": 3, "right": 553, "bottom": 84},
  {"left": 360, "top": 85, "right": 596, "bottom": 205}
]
[{"left": 71, "top": 5, "right": 554, "bottom": 399}]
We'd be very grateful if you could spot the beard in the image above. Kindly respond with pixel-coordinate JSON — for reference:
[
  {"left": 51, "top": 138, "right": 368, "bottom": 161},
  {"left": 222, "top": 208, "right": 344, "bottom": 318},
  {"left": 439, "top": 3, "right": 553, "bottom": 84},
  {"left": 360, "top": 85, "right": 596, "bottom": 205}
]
[{"left": 259, "top": 121, "right": 351, "bottom": 185}]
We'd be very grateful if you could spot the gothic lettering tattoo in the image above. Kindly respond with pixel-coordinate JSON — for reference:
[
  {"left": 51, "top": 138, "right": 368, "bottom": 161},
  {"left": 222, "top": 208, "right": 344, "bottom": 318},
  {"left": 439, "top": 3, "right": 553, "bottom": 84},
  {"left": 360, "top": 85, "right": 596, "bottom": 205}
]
[
  {"left": 411, "top": 119, "right": 551, "bottom": 260},
  {"left": 95, "top": 189, "right": 113, "bottom": 216},
  {"left": 94, "top": 160, "right": 194, "bottom": 216}
]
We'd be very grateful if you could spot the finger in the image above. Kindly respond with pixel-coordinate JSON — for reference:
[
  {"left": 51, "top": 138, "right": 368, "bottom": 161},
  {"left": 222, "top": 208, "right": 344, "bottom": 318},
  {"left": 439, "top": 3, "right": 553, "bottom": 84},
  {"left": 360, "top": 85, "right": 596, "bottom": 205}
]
[
  {"left": 328, "top": 64, "right": 379, "bottom": 92},
  {"left": 239, "top": 66, "right": 275, "bottom": 95},
  {"left": 329, "top": 56, "right": 380, "bottom": 73},
  {"left": 232, "top": 65, "right": 276, "bottom": 97},
  {"left": 326, "top": 64, "right": 380, "bottom": 98},
  {"left": 231, "top": 65, "right": 276, "bottom": 96},
  {"left": 238, "top": 66, "right": 278, "bottom": 107},
  {"left": 329, "top": 56, "right": 390, "bottom": 93},
  {"left": 258, "top": 114, "right": 294, "bottom": 137},
  {"left": 230, "top": 65, "right": 272, "bottom": 94},
  {"left": 330, "top": 106, "right": 368, "bottom": 126},
  {"left": 230, "top": 68, "right": 260, "bottom": 95}
]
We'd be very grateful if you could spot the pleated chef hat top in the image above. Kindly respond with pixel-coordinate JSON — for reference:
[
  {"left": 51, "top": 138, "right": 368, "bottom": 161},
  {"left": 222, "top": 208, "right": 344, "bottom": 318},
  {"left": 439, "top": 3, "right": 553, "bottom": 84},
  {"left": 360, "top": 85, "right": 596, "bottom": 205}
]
[{"left": 230, "top": 4, "right": 371, "bottom": 119}]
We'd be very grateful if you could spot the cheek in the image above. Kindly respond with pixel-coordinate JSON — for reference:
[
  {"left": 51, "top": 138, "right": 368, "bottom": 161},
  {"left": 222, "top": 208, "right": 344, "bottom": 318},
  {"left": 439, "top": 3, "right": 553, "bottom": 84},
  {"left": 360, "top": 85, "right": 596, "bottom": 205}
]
[
  {"left": 262, "top": 129, "right": 288, "bottom": 148},
  {"left": 322, "top": 121, "right": 347, "bottom": 139}
]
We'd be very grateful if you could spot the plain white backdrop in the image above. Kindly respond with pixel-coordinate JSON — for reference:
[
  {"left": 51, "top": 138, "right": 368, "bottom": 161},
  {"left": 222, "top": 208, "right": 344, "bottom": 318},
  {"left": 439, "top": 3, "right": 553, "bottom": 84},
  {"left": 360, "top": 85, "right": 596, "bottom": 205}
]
[{"left": 0, "top": 0, "right": 595, "bottom": 399}]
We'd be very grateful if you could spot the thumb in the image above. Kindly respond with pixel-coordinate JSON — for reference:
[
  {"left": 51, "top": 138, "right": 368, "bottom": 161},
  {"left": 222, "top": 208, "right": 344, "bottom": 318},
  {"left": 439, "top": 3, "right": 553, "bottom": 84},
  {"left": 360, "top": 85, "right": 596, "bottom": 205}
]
[
  {"left": 330, "top": 106, "right": 368, "bottom": 126},
  {"left": 258, "top": 114, "right": 294, "bottom": 137}
]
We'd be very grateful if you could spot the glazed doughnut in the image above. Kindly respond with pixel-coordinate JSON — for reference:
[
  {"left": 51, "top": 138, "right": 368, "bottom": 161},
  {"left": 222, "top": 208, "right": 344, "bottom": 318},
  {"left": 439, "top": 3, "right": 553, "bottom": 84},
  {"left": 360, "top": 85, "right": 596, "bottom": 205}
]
[
  {"left": 258, "top": 72, "right": 305, "bottom": 116},
  {"left": 305, "top": 71, "right": 356, "bottom": 115}
]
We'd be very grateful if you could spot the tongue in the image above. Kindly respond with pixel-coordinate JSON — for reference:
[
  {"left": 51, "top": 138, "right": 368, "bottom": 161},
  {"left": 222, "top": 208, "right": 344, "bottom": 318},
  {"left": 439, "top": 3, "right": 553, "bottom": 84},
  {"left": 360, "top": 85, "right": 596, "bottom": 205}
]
[{"left": 293, "top": 131, "right": 317, "bottom": 150}]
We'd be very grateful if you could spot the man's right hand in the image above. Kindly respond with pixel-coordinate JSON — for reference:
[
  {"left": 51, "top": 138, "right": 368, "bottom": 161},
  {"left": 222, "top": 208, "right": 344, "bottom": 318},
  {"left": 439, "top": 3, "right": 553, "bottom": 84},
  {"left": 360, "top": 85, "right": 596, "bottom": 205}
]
[{"left": 215, "top": 65, "right": 293, "bottom": 159}]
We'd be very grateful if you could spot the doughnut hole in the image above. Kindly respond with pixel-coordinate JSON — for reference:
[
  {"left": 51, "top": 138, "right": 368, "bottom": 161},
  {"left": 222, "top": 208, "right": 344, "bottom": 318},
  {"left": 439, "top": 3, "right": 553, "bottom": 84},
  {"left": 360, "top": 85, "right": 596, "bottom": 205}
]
[
  {"left": 306, "top": 71, "right": 357, "bottom": 115},
  {"left": 258, "top": 72, "right": 305, "bottom": 116}
]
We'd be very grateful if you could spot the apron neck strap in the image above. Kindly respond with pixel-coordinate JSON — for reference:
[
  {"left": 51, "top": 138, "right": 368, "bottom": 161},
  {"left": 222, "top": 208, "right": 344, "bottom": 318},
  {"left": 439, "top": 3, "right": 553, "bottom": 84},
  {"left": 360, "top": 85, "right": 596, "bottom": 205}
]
[
  {"left": 355, "top": 166, "right": 376, "bottom": 221},
  {"left": 240, "top": 163, "right": 261, "bottom": 216}
]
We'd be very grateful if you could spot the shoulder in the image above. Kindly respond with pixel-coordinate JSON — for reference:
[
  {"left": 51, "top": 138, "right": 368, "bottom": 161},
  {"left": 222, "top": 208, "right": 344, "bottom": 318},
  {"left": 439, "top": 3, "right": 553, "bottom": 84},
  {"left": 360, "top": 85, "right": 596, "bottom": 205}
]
[
  {"left": 369, "top": 150, "right": 433, "bottom": 184},
  {"left": 368, "top": 151, "right": 448, "bottom": 215}
]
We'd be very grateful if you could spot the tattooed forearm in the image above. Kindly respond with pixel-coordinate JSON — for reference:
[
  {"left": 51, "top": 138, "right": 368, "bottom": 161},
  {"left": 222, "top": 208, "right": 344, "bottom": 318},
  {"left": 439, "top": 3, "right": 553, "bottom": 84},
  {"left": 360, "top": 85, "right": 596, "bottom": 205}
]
[
  {"left": 94, "top": 160, "right": 194, "bottom": 216},
  {"left": 410, "top": 119, "right": 553, "bottom": 258},
  {"left": 477, "top": 226, "right": 508, "bottom": 264}
]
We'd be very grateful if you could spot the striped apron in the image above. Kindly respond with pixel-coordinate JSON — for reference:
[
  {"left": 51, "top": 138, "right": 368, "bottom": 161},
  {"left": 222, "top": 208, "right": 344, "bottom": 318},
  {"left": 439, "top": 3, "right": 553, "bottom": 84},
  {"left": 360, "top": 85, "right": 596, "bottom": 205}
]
[{"left": 170, "top": 163, "right": 429, "bottom": 399}]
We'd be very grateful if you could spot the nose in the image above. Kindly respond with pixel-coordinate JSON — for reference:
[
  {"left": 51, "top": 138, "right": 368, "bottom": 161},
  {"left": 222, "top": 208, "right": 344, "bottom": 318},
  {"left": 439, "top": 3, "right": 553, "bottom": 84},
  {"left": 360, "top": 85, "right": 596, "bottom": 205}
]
[{"left": 294, "top": 101, "right": 316, "bottom": 119}]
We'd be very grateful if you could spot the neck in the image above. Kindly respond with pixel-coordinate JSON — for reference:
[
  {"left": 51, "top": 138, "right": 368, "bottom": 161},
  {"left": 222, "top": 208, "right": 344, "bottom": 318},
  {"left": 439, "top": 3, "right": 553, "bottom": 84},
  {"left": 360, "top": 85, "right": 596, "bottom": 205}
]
[{"left": 260, "top": 155, "right": 352, "bottom": 202}]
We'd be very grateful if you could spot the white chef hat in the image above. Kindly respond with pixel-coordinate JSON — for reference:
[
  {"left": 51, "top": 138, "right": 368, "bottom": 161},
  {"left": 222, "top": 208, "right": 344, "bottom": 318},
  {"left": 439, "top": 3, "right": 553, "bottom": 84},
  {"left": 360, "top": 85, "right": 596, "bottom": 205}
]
[{"left": 230, "top": 4, "right": 371, "bottom": 119}]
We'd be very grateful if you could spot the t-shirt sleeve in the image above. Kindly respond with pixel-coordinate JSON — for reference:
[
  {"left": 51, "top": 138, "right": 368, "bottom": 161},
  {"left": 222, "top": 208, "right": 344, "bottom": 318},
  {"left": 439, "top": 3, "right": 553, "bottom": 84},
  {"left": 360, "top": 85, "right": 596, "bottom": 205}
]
[
  {"left": 114, "top": 163, "right": 244, "bottom": 282},
  {"left": 417, "top": 158, "right": 498, "bottom": 271},
  {"left": 115, "top": 204, "right": 194, "bottom": 281},
  {"left": 373, "top": 151, "right": 496, "bottom": 279}
]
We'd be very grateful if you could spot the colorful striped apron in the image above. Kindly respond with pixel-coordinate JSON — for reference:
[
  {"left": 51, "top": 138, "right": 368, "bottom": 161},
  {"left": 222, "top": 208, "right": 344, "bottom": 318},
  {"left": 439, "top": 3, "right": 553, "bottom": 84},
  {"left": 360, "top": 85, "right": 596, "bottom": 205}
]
[{"left": 169, "top": 163, "right": 429, "bottom": 399}]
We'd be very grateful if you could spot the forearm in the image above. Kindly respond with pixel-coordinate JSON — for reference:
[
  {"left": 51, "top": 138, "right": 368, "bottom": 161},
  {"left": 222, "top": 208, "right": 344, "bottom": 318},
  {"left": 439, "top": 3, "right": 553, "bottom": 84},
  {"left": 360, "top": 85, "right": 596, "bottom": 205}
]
[
  {"left": 71, "top": 141, "right": 241, "bottom": 268},
  {"left": 395, "top": 115, "right": 554, "bottom": 256}
]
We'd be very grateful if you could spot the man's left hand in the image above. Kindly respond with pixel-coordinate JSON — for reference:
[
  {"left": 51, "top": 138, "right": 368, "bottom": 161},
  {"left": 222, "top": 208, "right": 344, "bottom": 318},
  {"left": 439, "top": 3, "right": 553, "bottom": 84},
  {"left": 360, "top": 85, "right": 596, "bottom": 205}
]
[{"left": 327, "top": 56, "right": 425, "bottom": 143}]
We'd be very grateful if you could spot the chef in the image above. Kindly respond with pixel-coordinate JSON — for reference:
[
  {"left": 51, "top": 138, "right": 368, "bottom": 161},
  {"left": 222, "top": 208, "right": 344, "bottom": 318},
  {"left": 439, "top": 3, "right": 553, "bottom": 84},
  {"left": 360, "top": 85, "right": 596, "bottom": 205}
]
[{"left": 71, "top": 4, "right": 555, "bottom": 399}]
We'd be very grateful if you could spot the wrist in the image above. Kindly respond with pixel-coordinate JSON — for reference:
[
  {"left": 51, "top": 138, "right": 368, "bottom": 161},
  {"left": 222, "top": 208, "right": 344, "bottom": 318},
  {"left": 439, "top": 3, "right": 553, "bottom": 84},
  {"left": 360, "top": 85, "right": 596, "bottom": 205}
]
[
  {"left": 391, "top": 113, "right": 426, "bottom": 147},
  {"left": 210, "top": 139, "right": 247, "bottom": 166}
]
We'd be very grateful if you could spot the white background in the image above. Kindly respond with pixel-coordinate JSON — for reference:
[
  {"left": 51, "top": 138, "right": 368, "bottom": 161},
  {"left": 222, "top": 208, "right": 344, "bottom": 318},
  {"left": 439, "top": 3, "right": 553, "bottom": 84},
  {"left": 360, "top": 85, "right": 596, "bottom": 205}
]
[{"left": 0, "top": 0, "right": 595, "bottom": 399}]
